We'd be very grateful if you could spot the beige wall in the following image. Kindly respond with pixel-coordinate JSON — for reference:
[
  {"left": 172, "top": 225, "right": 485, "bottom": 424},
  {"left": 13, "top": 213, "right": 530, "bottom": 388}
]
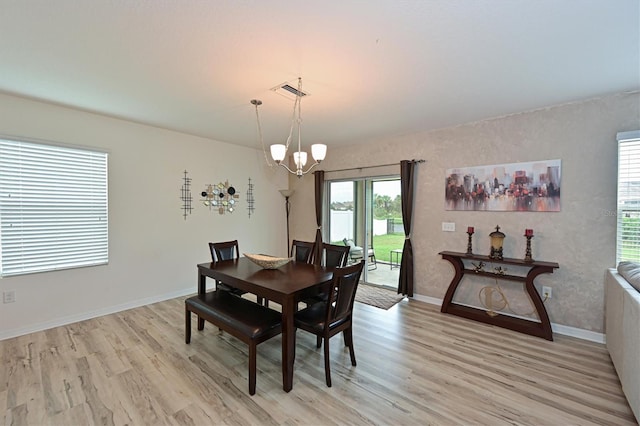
[
  {"left": 289, "top": 91, "right": 640, "bottom": 334},
  {"left": 0, "top": 93, "right": 288, "bottom": 339}
]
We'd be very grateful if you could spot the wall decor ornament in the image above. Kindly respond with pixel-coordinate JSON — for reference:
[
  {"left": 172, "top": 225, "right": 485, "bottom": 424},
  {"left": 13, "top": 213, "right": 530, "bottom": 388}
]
[
  {"left": 246, "top": 177, "right": 255, "bottom": 218},
  {"left": 180, "top": 170, "right": 193, "bottom": 220},
  {"left": 201, "top": 180, "right": 239, "bottom": 215},
  {"left": 445, "top": 159, "right": 561, "bottom": 211}
]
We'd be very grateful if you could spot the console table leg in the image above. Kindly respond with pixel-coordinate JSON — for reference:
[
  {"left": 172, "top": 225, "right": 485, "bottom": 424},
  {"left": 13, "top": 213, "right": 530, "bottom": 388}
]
[{"left": 441, "top": 254, "right": 464, "bottom": 313}]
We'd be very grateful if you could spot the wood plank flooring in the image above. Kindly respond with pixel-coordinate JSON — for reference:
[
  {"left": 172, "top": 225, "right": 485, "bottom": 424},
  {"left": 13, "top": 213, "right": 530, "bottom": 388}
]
[{"left": 1, "top": 297, "right": 636, "bottom": 425}]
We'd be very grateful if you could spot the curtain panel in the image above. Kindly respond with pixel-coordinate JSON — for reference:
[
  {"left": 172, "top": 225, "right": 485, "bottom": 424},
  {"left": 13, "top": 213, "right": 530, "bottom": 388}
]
[
  {"left": 313, "top": 170, "right": 325, "bottom": 265},
  {"left": 398, "top": 160, "right": 416, "bottom": 296}
]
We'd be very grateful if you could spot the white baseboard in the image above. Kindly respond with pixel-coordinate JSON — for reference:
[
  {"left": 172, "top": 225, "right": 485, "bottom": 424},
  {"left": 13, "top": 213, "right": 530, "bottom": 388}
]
[
  {"left": 550, "top": 323, "right": 605, "bottom": 344},
  {"left": 0, "top": 287, "right": 195, "bottom": 341},
  {"left": 411, "top": 294, "right": 605, "bottom": 344}
]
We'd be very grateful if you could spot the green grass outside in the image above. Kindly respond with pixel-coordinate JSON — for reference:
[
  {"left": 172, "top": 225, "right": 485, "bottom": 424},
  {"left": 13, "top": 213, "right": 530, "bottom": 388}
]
[
  {"left": 372, "top": 233, "right": 404, "bottom": 263},
  {"left": 333, "top": 233, "right": 405, "bottom": 263}
]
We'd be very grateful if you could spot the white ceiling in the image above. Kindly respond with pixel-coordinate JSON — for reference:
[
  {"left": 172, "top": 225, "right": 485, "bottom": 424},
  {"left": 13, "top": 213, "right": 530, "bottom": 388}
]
[{"left": 1, "top": 1, "right": 638, "bottom": 150}]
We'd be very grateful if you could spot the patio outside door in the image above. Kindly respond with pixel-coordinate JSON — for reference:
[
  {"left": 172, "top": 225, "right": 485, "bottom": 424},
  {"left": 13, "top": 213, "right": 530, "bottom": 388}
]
[{"left": 327, "top": 177, "right": 403, "bottom": 287}]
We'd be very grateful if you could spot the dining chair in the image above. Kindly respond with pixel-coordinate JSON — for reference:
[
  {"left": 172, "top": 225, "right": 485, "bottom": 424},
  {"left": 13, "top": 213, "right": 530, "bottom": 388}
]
[
  {"left": 322, "top": 242, "right": 350, "bottom": 268},
  {"left": 294, "top": 260, "right": 365, "bottom": 387},
  {"left": 290, "top": 239, "right": 315, "bottom": 263},
  {"left": 209, "top": 240, "right": 265, "bottom": 305},
  {"left": 300, "top": 242, "right": 350, "bottom": 308}
]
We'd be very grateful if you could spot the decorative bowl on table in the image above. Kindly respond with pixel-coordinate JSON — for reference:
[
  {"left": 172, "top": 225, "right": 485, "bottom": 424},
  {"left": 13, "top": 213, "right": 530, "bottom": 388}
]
[{"left": 243, "top": 253, "right": 292, "bottom": 269}]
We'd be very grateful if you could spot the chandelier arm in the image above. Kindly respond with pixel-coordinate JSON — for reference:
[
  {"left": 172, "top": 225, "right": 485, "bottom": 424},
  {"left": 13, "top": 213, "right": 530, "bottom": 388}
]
[
  {"left": 296, "top": 77, "right": 302, "bottom": 156},
  {"left": 296, "top": 100, "right": 302, "bottom": 158},
  {"left": 284, "top": 87, "right": 300, "bottom": 151},
  {"left": 299, "top": 160, "right": 322, "bottom": 175},
  {"left": 274, "top": 159, "right": 320, "bottom": 177},
  {"left": 276, "top": 162, "right": 298, "bottom": 175},
  {"left": 253, "top": 102, "right": 273, "bottom": 167}
]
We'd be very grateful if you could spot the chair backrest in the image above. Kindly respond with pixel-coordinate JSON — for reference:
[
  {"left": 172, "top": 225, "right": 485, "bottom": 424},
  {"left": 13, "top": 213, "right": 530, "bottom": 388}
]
[
  {"left": 325, "top": 261, "right": 364, "bottom": 325},
  {"left": 209, "top": 240, "right": 239, "bottom": 262},
  {"left": 290, "top": 240, "right": 315, "bottom": 263},
  {"left": 322, "top": 242, "right": 350, "bottom": 268}
]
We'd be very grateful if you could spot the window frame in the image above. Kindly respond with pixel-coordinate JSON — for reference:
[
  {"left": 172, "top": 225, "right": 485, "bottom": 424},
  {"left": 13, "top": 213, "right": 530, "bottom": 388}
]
[
  {"left": 616, "top": 130, "right": 640, "bottom": 265},
  {"left": 0, "top": 136, "right": 109, "bottom": 277}
]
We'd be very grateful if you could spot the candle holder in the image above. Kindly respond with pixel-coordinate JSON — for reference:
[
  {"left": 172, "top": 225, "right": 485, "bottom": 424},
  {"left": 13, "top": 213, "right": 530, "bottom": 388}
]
[
  {"left": 524, "top": 235, "right": 533, "bottom": 262},
  {"left": 466, "top": 229, "right": 474, "bottom": 254}
]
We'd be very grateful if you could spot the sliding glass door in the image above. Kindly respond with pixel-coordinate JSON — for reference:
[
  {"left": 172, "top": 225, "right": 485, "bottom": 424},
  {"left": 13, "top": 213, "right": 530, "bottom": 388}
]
[{"left": 327, "top": 177, "right": 402, "bottom": 287}]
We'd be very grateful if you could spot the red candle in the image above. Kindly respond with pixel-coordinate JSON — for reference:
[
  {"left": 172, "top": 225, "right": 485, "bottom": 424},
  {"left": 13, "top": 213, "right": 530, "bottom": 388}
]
[
  {"left": 525, "top": 229, "right": 533, "bottom": 237},
  {"left": 468, "top": 226, "right": 474, "bottom": 233}
]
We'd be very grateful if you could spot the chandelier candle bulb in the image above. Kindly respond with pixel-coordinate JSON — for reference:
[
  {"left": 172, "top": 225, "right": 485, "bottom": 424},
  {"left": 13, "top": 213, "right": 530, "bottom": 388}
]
[
  {"left": 270, "top": 144, "right": 287, "bottom": 162},
  {"left": 311, "top": 144, "right": 327, "bottom": 161},
  {"left": 293, "top": 151, "right": 307, "bottom": 167}
]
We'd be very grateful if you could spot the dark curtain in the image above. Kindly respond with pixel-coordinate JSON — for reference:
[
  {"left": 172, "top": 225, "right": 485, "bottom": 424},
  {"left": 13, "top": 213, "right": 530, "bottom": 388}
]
[
  {"left": 313, "top": 170, "right": 324, "bottom": 265},
  {"left": 398, "top": 160, "right": 416, "bottom": 296}
]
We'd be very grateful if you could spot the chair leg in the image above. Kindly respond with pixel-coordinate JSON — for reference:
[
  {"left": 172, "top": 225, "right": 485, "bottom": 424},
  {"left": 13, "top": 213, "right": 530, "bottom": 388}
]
[
  {"left": 345, "top": 327, "right": 357, "bottom": 366},
  {"left": 324, "top": 334, "right": 332, "bottom": 387},
  {"left": 185, "top": 306, "right": 191, "bottom": 344},
  {"left": 248, "top": 342, "right": 257, "bottom": 395},
  {"left": 316, "top": 335, "right": 322, "bottom": 349},
  {"left": 197, "top": 316, "right": 205, "bottom": 331}
]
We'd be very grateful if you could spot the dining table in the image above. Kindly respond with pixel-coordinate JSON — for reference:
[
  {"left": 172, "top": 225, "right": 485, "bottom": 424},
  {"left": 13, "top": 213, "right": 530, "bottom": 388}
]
[{"left": 197, "top": 257, "right": 333, "bottom": 392}]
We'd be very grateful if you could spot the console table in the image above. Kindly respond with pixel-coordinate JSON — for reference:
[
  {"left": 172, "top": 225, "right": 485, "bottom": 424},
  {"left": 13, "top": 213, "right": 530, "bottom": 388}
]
[{"left": 439, "top": 251, "right": 559, "bottom": 340}]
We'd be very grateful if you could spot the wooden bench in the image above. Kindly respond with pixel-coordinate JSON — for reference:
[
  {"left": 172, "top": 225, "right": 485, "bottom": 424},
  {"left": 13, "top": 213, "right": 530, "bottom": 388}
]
[{"left": 185, "top": 291, "right": 282, "bottom": 395}]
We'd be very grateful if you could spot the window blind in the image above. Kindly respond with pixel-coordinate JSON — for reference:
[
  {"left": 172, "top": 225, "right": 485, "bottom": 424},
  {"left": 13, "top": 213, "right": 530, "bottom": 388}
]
[
  {"left": 617, "top": 130, "right": 640, "bottom": 264},
  {"left": 0, "top": 138, "right": 108, "bottom": 276}
]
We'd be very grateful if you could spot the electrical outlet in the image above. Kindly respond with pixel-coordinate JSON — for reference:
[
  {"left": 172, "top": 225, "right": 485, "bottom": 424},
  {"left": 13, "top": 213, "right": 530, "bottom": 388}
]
[
  {"left": 442, "top": 222, "right": 456, "bottom": 232},
  {"left": 542, "top": 286, "right": 552, "bottom": 299},
  {"left": 3, "top": 290, "right": 16, "bottom": 304}
]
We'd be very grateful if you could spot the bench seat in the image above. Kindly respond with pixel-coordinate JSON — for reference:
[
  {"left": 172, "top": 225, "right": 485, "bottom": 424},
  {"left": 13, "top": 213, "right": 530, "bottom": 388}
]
[{"left": 185, "top": 291, "right": 282, "bottom": 395}]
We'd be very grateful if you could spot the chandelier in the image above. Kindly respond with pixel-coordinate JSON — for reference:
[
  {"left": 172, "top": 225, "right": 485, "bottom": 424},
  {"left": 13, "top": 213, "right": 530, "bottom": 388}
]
[{"left": 251, "top": 77, "right": 327, "bottom": 177}]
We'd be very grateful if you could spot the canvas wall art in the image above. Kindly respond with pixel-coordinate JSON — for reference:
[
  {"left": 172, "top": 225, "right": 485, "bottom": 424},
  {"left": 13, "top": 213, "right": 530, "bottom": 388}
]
[{"left": 445, "top": 159, "right": 561, "bottom": 212}]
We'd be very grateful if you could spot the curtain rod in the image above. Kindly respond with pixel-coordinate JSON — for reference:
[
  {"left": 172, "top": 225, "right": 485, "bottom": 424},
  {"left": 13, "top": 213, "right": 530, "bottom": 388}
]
[{"left": 323, "top": 159, "right": 425, "bottom": 174}]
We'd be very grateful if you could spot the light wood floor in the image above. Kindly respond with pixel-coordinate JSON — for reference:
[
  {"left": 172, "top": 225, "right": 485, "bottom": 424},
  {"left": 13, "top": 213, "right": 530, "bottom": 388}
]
[{"left": 1, "top": 297, "right": 636, "bottom": 425}]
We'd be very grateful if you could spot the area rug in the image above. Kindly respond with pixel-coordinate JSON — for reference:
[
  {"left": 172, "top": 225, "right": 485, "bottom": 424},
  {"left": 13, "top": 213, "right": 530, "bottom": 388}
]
[{"left": 355, "top": 283, "right": 405, "bottom": 310}]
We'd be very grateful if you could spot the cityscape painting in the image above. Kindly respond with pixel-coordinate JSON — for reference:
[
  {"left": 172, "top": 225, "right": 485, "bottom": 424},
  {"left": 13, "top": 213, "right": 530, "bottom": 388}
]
[{"left": 445, "top": 159, "right": 561, "bottom": 212}]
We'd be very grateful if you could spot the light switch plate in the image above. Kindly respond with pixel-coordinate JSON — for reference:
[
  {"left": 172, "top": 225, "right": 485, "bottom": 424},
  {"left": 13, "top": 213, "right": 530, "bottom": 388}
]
[
  {"left": 3, "top": 290, "right": 15, "bottom": 304},
  {"left": 442, "top": 222, "right": 456, "bottom": 232}
]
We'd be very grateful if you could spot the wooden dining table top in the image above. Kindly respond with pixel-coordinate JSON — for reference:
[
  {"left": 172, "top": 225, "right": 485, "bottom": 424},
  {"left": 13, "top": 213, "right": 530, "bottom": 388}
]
[{"left": 197, "top": 257, "right": 333, "bottom": 301}]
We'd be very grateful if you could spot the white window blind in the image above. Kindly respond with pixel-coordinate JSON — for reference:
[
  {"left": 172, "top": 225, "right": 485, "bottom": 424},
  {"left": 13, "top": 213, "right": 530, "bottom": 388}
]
[
  {"left": 0, "top": 138, "right": 108, "bottom": 276},
  {"left": 617, "top": 130, "right": 640, "bottom": 264}
]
